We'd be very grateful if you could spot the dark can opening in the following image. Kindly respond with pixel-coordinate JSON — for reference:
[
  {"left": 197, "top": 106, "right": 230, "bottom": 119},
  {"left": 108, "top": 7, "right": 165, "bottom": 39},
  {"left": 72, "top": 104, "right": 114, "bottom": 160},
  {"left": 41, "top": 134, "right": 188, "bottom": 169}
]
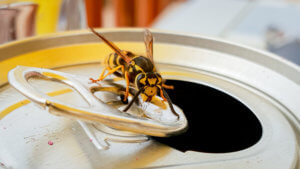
[{"left": 154, "top": 80, "right": 263, "bottom": 153}]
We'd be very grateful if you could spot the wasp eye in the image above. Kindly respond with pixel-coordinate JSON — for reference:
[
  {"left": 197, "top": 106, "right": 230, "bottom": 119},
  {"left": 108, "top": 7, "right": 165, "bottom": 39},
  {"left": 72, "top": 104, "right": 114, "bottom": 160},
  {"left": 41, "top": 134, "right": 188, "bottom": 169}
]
[{"left": 135, "top": 73, "right": 146, "bottom": 89}]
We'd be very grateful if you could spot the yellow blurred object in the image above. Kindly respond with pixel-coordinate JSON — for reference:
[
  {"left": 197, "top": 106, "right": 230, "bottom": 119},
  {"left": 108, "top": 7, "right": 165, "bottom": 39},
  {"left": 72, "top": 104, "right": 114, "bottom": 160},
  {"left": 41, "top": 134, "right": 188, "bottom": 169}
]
[{"left": 33, "top": 0, "right": 62, "bottom": 35}]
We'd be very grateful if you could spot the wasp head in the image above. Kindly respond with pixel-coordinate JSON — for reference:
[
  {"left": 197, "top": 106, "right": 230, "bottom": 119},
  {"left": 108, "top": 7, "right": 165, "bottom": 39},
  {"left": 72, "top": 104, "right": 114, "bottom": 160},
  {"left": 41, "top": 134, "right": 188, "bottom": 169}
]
[{"left": 135, "top": 72, "right": 163, "bottom": 102}]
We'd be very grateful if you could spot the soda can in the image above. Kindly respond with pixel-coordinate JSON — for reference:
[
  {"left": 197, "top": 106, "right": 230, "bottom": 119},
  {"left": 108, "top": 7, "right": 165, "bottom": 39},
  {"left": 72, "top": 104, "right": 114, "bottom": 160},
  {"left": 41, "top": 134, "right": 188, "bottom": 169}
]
[{"left": 0, "top": 29, "right": 299, "bottom": 169}]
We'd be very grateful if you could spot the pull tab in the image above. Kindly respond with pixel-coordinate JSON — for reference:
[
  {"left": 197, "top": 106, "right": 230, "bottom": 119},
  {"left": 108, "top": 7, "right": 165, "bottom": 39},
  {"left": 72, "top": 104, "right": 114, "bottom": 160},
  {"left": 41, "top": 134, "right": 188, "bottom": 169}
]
[{"left": 8, "top": 66, "right": 188, "bottom": 149}]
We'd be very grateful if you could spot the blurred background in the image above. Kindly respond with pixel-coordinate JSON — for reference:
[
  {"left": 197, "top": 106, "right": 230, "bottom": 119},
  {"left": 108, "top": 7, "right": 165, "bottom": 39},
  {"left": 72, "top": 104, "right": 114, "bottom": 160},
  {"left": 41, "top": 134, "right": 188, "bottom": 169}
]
[{"left": 1, "top": 0, "right": 300, "bottom": 65}]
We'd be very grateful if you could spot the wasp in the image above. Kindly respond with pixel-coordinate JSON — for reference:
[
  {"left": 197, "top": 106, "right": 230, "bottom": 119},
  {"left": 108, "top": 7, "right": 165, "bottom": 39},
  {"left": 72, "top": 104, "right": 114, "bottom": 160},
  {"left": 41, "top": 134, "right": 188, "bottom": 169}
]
[{"left": 89, "top": 28, "right": 179, "bottom": 119}]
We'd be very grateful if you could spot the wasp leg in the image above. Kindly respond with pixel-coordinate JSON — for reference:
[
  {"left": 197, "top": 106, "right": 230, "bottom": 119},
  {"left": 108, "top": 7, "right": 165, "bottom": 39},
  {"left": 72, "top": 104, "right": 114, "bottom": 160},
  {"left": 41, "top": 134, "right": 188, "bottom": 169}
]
[
  {"left": 91, "top": 86, "right": 128, "bottom": 104},
  {"left": 123, "top": 71, "right": 130, "bottom": 102},
  {"left": 123, "top": 89, "right": 143, "bottom": 112},
  {"left": 91, "top": 83, "right": 140, "bottom": 105},
  {"left": 159, "top": 87, "right": 167, "bottom": 101},
  {"left": 90, "top": 65, "right": 124, "bottom": 83},
  {"left": 162, "top": 89, "right": 180, "bottom": 119},
  {"left": 100, "top": 65, "right": 124, "bottom": 80},
  {"left": 162, "top": 84, "right": 174, "bottom": 90},
  {"left": 90, "top": 67, "right": 107, "bottom": 83}
]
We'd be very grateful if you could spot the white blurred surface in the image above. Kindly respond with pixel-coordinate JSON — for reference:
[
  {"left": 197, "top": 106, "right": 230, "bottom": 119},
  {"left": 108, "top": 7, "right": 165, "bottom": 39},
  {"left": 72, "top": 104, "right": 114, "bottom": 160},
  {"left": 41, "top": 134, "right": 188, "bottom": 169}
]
[
  {"left": 154, "top": 0, "right": 300, "bottom": 64},
  {"left": 154, "top": 0, "right": 249, "bottom": 37}
]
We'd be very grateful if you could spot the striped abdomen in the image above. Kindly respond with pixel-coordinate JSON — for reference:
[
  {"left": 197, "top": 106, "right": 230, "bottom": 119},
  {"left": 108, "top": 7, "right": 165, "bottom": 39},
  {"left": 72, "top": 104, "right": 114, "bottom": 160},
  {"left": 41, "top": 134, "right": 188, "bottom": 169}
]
[{"left": 105, "top": 53, "right": 126, "bottom": 70}]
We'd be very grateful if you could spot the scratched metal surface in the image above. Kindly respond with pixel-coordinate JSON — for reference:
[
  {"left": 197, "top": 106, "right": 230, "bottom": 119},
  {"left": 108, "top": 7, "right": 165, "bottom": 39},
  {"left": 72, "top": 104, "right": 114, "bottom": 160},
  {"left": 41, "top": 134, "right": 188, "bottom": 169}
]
[{"left": 0, "top": 29, "right": 299, "bottom": 169}]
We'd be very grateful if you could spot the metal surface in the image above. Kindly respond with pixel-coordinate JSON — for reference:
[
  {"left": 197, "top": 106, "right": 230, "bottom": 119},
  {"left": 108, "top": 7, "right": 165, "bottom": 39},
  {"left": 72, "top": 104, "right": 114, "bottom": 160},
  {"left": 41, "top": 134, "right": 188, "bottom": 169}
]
[{"left": 0, "top": 29, "right": 299, "bottom": 169}]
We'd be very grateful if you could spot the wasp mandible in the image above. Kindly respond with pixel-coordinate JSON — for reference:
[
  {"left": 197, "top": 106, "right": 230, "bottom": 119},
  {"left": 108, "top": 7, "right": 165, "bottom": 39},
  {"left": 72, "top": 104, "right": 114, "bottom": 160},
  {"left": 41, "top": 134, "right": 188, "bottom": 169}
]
[{"left": 89, "top": 28, "right": 179, "bottom": 119}]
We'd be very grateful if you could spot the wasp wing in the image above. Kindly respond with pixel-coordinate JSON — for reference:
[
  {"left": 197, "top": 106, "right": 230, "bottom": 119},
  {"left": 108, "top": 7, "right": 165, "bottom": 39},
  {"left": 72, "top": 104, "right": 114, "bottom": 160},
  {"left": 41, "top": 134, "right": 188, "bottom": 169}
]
[
  {"left": 144, "top": 29, "right": 154, "bottom": 63},
  {"left": 90, "top": 28, "right": 131, "bottom": 63}
]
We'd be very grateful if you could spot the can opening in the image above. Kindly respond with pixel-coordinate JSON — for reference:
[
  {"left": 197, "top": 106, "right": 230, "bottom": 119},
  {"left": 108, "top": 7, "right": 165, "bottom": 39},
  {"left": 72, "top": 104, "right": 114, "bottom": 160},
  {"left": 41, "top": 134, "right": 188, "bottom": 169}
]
[{"left": 154, "top": 80, "right": 263, "bottom": 153}]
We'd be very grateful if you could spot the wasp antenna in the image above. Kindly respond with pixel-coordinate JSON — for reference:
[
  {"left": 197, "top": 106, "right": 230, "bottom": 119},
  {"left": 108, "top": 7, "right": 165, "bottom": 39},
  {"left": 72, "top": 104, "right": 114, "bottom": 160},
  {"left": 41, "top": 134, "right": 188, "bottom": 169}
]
[
  {"left": 162, "top": 89, "right": 180, "bottom": 120},
  {"left": 123, "top": 89, "right": 143, "bottom": 112},
  {"left": 90, "top": 27, "right": 131, "bottom": 63}
]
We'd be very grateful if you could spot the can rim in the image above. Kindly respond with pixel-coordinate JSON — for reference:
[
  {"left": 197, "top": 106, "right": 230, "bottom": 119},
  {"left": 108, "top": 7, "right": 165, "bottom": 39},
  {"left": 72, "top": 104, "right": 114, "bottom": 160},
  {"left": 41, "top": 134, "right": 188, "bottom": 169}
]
[{"left": 0, "top": 28, "right": 299, "bottom": 85}]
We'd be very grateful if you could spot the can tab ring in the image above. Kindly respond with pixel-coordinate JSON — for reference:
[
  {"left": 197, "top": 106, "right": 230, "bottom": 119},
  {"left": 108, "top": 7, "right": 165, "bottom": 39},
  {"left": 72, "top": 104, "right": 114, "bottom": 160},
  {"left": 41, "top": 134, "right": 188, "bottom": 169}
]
[{"left": 8, "top": 66, "right": 188, "bottom": 150}]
